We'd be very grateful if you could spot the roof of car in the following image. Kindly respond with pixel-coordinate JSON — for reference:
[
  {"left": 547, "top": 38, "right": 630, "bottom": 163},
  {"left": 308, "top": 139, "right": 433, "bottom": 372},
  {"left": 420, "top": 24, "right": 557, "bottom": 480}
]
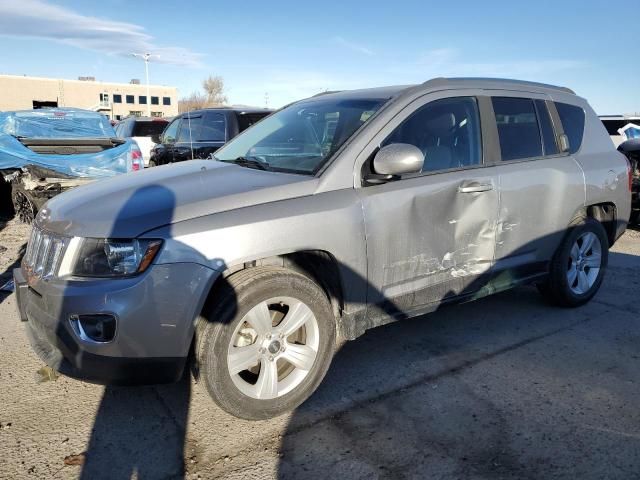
[
  {"left": 122, "top": 116, "right": 169, "bottom": 122},
  {"left": 181, "top": 107, "right": 272, "bottom": 116},
  {"left": 307, "top": 77, "right": 576, "bottom": 103}
]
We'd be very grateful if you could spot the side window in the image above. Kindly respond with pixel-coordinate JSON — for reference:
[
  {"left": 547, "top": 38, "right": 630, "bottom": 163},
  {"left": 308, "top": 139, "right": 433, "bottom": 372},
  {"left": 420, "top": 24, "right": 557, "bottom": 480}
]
[
  {"left": 534, "top": 100, "right": 559, "bottom": 156},
  {"left": 177, "top": 116, "right": 202, "bottom": 143},
  {"left": 199, "top": 112, "right": 226, "bottom": 141},
  {"left": 383, "top": 97, "right": 482, "bottom": 172},
  {"left": 555, "top": 102, "right": 585, "bottom": 154},
  {"left": 237, "top": 113, "right": 268, "bottom": 132},
  {"left": 492, "top": 97, "right": 542, "bottom": 161},
  {"left": 163, "top": 118, "right": 181, "bottom": 144}
]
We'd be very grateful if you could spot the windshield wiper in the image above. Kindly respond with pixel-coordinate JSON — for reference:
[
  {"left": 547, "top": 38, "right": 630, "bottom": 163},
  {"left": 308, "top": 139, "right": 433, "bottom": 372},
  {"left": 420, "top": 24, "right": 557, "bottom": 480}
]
[{"left": 225, "top": 156, "right": 271, "bottom": 171}]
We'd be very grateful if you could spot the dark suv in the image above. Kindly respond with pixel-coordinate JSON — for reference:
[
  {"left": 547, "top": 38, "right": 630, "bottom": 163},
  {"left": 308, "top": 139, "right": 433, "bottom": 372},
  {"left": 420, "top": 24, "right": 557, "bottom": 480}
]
[{"left": 149, "top": 108, "right": 272, "bottom": 166}]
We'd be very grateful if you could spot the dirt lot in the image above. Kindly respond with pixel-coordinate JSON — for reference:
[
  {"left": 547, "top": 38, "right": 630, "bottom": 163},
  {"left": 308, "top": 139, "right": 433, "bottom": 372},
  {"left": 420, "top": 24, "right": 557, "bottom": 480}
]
[{"left": 0, "top": 221, "right": 639, "bottom": 480}]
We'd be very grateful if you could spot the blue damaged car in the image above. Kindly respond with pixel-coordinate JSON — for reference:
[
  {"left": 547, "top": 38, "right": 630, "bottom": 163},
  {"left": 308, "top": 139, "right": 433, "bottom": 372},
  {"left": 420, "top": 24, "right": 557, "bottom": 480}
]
[{"left": 0, "top": 108, "right": 143, "bottom": 222}]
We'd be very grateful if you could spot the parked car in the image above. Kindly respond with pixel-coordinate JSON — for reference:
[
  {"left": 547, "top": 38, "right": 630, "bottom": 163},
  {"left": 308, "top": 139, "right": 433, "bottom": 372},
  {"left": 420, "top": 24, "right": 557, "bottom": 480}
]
[
  {"left": 14, "top": 78, "right": 630, "bottom": 420},
  {"left": 0, "top": 108, "right": 143, "bottom": 222},
  {"left": 149, "top": 107, "right": 271, "bottom": 166},
  {"left": 600, "top": 115, "right": 640, "bottom": 147},
  {"left": 114, "top": 116, "right": 169, "bottom": 167},
  {"left": 618, "top": 138, "right": 640, "bottom": 223}
]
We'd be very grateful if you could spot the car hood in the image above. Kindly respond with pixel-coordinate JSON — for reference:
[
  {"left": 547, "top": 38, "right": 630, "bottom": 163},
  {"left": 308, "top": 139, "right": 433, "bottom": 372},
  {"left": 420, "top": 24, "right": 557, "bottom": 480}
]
[{"left": 39, "top": 160, "right": 319, "bottom": 238}]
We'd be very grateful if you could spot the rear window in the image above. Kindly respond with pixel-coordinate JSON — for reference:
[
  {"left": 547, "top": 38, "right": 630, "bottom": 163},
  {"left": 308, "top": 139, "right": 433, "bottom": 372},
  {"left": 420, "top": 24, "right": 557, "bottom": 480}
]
[
  {"left": 199, "top": 112, "right": 226, "bottom": 142},
  {"left": 132, "top": 121, "right": 168, "bottom": 137},
  {"left": 492, "top": 97, "right": 543, "bottom": 161},
  {"left": 555, "top": 103, "right": 585, "bottom": 154}
]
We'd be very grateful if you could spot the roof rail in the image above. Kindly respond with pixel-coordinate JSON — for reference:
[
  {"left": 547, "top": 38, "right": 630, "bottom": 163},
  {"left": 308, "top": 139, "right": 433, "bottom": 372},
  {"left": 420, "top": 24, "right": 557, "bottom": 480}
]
[
  {"left": 421, "top": 77, "right": 575, "bottom": 95},
  {"left": 311, "top": 90, "right": 343, "bottom": 97}
]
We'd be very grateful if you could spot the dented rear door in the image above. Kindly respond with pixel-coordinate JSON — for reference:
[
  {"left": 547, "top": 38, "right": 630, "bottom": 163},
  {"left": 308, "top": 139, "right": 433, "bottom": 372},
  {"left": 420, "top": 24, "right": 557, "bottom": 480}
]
[{"left": 356, "top": 92, "right": 499, "bottom": 317}]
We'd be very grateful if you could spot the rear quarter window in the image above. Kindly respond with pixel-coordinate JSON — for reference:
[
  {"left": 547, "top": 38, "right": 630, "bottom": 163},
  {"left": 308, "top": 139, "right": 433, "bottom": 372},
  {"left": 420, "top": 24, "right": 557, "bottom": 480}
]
[
  {"left": 237, "top": 112, "right": 270, "bottom": 132},
  {"left": 555, "top": 102, "right": 585, "bottom": 154},
  {"left": 132, "top": 121, "right": 168, "bottom": 137}
]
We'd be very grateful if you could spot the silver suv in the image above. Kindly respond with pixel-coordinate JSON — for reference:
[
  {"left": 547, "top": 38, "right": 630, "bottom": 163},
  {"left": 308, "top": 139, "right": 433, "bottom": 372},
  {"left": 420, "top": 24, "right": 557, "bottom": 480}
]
[{"left": 14, "top": 78, "right": 631, "bottom": 420}]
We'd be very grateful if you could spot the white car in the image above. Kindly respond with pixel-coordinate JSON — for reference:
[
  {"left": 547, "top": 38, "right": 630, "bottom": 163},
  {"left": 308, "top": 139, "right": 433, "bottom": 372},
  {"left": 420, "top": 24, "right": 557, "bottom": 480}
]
[
  {"left": 600, "top": 115, "right": 640, "bottom": 147},
  {"left": 114, "top": 116, "right": 169, "bottom": 166}
]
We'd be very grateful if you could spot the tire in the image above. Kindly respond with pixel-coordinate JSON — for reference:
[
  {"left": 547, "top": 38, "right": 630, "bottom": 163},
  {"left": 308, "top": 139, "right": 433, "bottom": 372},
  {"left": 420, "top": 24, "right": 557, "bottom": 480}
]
[
  {"left": 537, "top": 217, "right": 608, "bottom": 307},
  {"left": 195, "top": 266, "right": 336, "bottom": 420},
  {"left": 630, "top": 210, "right": 639, "bottom": 225}
]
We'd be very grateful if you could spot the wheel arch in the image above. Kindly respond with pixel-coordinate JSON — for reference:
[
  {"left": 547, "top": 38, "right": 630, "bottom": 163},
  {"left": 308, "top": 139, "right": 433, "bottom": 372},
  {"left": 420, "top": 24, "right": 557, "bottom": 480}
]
[
  {"left": 199, "top": 249, "right": 345, "bottom": 332},
  {"left": 585, "top": 202, "right": 618, "bottom": 247}
]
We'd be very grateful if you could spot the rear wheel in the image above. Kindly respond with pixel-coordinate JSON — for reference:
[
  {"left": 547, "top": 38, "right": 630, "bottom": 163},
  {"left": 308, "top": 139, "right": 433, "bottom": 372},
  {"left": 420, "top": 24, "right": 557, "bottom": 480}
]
[
  {"left": 538, "top": 218, "right": 608, "bottom": 307},
  {"left": 195, "top": 267, "right": 336, "bottom": 420}
]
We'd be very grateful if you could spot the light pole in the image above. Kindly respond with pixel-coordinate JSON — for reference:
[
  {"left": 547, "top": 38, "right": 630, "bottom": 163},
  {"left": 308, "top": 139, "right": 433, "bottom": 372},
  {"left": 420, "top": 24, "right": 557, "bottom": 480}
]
[{"left": 131, "top": 52, "right": 158, "bottom": 116}]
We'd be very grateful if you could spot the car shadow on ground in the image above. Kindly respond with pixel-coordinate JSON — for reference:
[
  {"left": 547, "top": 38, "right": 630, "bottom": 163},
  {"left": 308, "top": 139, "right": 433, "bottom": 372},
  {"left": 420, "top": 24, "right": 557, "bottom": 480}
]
[
  {"left": 276, "top": 250, "right": 640, "bottom": 479},
  {"left": 80, "top": 377, "right": 191, "bottom": 479}
]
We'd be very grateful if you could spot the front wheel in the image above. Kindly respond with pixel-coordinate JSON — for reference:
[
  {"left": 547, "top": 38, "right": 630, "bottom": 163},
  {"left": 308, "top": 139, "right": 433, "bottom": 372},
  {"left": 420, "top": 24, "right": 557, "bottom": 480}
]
[
  {"left": 195, "top": 267, "right": 336, "bottom": 420},
  {"left": 538, "top": 218, "right": 608, "bottom": 307}
]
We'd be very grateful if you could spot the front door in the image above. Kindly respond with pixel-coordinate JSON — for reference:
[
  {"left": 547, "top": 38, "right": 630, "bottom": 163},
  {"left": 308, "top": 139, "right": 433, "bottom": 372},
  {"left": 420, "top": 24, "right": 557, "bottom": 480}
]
[
  {"left": 153, "top": 117, "right": 181, "bottom": 165},
  {"left": 357, "top": 94, "right": 499, "bottom": 319}
]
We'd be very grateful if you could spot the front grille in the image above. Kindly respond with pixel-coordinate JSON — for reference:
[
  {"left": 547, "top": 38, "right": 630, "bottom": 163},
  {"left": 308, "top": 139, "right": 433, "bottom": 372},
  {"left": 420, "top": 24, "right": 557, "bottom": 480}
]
[{"left": 23, "top": 227, "right": 70, "bottom": 279}]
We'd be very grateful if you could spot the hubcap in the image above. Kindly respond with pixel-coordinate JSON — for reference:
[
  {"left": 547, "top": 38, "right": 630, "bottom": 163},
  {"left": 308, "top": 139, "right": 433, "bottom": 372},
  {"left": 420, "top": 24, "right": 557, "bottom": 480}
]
[
  {"left": 227, "top": 296, "right": 320, "bottom": 400},
  {"left": 567, "top": 231, "right": 602, "bottom": 295}
]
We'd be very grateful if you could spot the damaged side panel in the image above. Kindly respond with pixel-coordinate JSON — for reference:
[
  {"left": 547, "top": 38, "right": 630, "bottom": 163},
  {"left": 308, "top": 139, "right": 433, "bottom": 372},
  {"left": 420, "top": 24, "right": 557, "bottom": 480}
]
[{"left": 358, "top": 167, "right": 499, "bottom": 324}]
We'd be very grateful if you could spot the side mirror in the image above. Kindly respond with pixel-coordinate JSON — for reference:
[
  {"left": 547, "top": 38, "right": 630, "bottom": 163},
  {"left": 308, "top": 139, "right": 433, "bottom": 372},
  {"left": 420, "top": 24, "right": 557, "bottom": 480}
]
[
  {"left": 367, "top": 143, "right": 424, "bottom": 183},
  {"left": 151, "top": 134, "right": 162, "bottom": 144}
]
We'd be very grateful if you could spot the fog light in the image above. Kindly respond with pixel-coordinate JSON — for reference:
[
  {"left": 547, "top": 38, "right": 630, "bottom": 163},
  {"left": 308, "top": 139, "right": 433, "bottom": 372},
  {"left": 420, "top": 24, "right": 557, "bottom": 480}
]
[{"left": 69, "top": 314, "right": 116, "bottom": 343}]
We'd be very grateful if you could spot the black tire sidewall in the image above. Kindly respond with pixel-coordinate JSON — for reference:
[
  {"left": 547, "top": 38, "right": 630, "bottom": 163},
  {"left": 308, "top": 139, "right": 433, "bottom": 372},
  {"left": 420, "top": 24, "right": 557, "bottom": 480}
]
[
  {"left": 199, "top": 270, "right": 335, "bottom": 420},
  {"left": 552, "top": 218, "right": 609, "bottom": 306}
]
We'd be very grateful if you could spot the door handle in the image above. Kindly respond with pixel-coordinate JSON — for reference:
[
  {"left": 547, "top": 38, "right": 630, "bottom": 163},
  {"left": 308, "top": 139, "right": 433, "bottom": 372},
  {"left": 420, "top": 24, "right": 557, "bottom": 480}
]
[{"left": 458, "top": 182, "right": 493, "bottom": 193}]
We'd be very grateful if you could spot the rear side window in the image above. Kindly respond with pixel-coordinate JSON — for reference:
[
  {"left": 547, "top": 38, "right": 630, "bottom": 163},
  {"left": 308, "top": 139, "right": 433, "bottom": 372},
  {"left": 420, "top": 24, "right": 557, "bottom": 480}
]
[
  {"left": 383, "top": 96, "right": 482, "bottom": 172},
  {"left": 534, "top": 100, "right": 559, "bottom": 156},
  {"left": 177, "top": 115, "right": 203, "bottom": 143},
  {"left": 555, "top": 102, "right": 585, "bottom": 154},
  {"left": 492, "top": 97, "right": 542, "bottom": 161},
  {"left": 199, "top": 112, "right": 226, "bottom": 141},
  {"left": 132, "top": 121, "right": 168, "bottom": 137},
  {"left": 237, "top": 112, "right": 269, "bottom": 132}
]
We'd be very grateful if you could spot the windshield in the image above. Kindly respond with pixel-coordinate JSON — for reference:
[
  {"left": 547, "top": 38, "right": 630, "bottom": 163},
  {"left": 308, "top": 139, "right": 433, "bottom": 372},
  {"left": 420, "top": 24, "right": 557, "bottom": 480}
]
[
  {"left": 214, "top": 97, "right": 387, "bottom": 174},
  {"left": 0, "top": 109, "right": 115, "bottom": 139}
]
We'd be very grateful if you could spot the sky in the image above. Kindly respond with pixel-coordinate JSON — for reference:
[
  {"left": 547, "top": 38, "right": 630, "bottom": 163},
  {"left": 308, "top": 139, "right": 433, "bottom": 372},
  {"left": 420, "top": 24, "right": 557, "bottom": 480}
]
[{"left": 0, "top": 0, "right": 637, "bottom": 114}]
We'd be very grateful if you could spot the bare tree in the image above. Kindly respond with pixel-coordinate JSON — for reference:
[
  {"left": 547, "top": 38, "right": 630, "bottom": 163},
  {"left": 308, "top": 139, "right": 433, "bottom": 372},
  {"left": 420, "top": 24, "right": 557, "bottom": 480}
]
[
  {"left": 202, "top": 75, "right": 228, "bottom": 106},
  {"left": 178, "top": 75, "right": 228, "bottom": 113},
  {"left": 178, "top": 92, "right": 208, "bottom": 113}
]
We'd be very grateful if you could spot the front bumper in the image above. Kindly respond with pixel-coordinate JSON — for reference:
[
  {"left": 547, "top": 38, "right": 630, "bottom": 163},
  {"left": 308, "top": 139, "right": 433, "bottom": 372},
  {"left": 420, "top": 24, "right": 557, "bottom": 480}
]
[{"left": 14, "top": 261, "right": 216, "bottom": 385}]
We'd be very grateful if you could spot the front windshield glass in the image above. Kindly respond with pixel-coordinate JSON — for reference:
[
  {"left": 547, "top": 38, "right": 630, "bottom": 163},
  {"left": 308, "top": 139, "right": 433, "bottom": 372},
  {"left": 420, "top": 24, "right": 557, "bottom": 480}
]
[{"left": 214, "top": 97, "right": 387, "bottom": 174}]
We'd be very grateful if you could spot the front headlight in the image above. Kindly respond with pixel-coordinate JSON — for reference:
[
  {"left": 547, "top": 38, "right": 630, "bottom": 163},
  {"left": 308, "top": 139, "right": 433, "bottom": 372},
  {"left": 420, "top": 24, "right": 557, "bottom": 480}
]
[{"left": 61, "top": 238, "right": 162, "bottom": 277}]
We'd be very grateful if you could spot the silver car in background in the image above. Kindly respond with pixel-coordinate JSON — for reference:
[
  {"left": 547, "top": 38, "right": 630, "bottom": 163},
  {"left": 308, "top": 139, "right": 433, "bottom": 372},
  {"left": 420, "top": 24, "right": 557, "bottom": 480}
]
[{"left": 14, "top": 78, "right": 631, "bottom": 420}]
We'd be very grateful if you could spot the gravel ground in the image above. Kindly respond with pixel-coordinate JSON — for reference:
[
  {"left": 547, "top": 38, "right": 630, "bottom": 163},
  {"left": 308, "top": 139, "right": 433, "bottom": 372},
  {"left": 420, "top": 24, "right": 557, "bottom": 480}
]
[{"left": 0, "top": 221, "right": 638, "bottom": 480}]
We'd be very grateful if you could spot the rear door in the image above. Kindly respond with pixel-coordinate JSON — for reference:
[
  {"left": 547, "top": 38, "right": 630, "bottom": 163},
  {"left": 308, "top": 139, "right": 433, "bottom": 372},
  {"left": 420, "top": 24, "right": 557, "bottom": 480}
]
[
  {"left": 357, "top": 92, "right": 500, "bottom": 316},
  {"left": 490, "top": 94, "right": 585, "bottom": 282}
]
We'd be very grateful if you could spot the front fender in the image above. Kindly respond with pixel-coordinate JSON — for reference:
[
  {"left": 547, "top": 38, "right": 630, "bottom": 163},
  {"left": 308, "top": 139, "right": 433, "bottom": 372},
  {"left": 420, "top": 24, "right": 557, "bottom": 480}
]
[{"left": 145, "top": 189, "right": 368, "bottom": 313}]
